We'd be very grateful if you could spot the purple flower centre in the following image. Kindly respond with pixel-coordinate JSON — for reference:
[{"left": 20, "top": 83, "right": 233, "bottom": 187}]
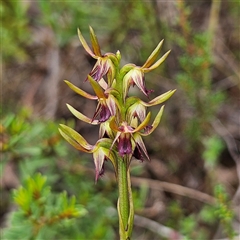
[
  {"left": 118, "top": 133, "right": 132, "bottom": 156},
  {"left": 99, "top": 105, "right": 111, "bottom": 122}
]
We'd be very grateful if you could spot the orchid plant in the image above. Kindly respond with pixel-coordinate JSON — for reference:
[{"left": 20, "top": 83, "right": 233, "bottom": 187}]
[{"left": 59, "top": 26, "right": 175, "bottom": 240}]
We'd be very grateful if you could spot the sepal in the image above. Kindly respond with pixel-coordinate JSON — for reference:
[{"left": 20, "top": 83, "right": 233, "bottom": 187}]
[
  {"left": 66, "top": 104, "right": 99, "bottom": 125},
  {"left": 145, "top": 90, "right": 176, "bottom": 106},
  {"left": 64, "top": 80, "right": 97, "bottom": 100},
  {"left": 142, "top": 39, "right": 164, "bottom": 68},
  {"left": 78, "top": 28, "right": 96, "bottom": 58},
  {"left": 59, "top": 124, "right": 93, "bottom": 152},
  {"left": 140, "top": 105, "right": 165, "bottom": 136},
  {"left": 88, "top": 75, "right": 105, "bottom": 99},
  {"left": 144, "top": 50, "right": 171, "bottom": 72},
  {"left": 89, "top": 26, "right": 102, "bottom": 57}
]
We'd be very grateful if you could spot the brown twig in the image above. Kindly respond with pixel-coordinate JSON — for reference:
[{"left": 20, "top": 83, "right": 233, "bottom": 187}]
[
  {"left": 134, "top": 214, "right": 185, "bottom": 239},
  {"left": 130, "top": 176, "right": 216, "bottom": 205}
]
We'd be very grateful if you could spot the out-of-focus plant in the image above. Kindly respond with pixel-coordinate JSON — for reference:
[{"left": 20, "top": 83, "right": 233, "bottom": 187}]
[
  {"left": 59, "top": 26, "right": 175, "bottom": 239},
  {"left": 37, "top": 1, "right": 120, "bottom": 47},
  {"left": 214, "top": 185, "right": 236, "bottom": 239},
  {"left": 1, "top": 0, "right": 30, "bottom": 61},
  {"left": 2, "top": 173, "right": 87, "bottom": 240},
  {"left": 1, "top": 108, "right": 62, "bottom": 177},
  {"left": 166, "top": 191, "right": 235, "bottom": 240},
  {"left": 202, "top": 135, "right": 224, "bottom": 169},
  {"left": 174, "top": 0, "right": 224, "bottom": 150},
  {"left": 1, "top": 109, "right": 117, "bottom": 239}
]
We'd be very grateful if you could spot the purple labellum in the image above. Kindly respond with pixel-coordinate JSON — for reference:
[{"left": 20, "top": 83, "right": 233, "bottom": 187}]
[
  {"left": 99, "top": 106, "right": 111, "bottom": 122},
  {"left": 118, "top": 133, "right": 132, "bottom": 156},
  {"left": 89, "top": 59, "right": 110, "bottom": 81},
  {"left": 144, "top": 125, "right": 153, "bottom": 134}
]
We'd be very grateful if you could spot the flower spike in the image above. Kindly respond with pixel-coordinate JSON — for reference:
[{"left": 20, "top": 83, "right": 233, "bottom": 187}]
[{"left": 61, "top": 27, "right": 175, "bottom": 240}]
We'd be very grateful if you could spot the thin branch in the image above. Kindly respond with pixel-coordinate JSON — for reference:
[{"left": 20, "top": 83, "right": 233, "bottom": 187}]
[
  {"left": 134, "top": 214, "right": 185, "bottom": 239},
  {"left": 131, "top": 176, "right": 216, "bottom": 205}
]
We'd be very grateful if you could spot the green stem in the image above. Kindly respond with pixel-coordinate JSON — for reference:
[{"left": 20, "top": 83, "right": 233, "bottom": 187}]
[
  {"left": 117, "top": 156, "right": 134, "bottom": 240},
  {"left": 118, "top": 157, "right": 129, "bottom": 228}
]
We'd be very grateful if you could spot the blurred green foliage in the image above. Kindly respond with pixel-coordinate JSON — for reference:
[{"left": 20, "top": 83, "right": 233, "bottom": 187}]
[
  {"left": 166, "top": 186, "right": 236, "bottom": 240},
  {"left": 214, "top": 185, "right": 236, "bottom": 239},
  {"left": 203, "top": 135, "right": 224, "bottom": 168},
  {"left": 3, "top": 173, "right": 87, "bottom": 240},
  {"left": 1, "top": 0, "right": 30, "bottom": 61},
  {"left": 1, "top": 109, "right": 117, "bottom": 239},
  {"left": 173, "top": 2, "right": 225, "bottom": 149}
]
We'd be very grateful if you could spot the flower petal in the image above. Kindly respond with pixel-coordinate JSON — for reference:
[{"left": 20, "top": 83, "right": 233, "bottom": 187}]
[
  {"left": 88, "top": 75, "right": 105, "bottom": 98},
  {"left": 67, "top": 104, "right": 99, "bottom": 125},
  {"left": 118, "top": 133, "right": 132, "bottom": 156},
  {"left": 78, "top": 28, "right": 96, "bottom": 58},
  {"left": 140, "top": 105, "right": 164, "bottom": 136},
  {"left": 89, "top": 26, "right": 102, "bottom": 57},
  {"left": 142, "top": 90, "right": 176, "bottom": 106},
  {"left": 64, "top": 80, "right": 97, "bottom": 100},
  {"left": 92, "top": 103, "right": 111, "bottom": 123},
  {"left": 98, "top": 78, "right": 108, "bottom": 90},
  {"left": 105, "top": 95, "right": 117, "bottom": 116},
  {"left": 59, "top": 128, "right": 89, "bottom": 152},
  {"left": 109, "top": 116, "right": 120, "bottom": 132},
  {"left": 99, "top": 121, "right": 115, "bottom": 139},
  {"left": 93, "top": 147, "right": 105, "bottom": 182},
  {"left": 121, "top": 65, "right": 135, "bottom": 99},
  {"left": 89, "top": 58, "right": 110, "bottom": 81},
  {"left": 143, "top": 50, "right": 171, "bottom": 72},
  {"left": 101, "top": 146, "right": 118, "bottom": 177},
  {"left": 133, "top": 133, "right": 150, "bottom": 161},
  {"left": 142, "top": 40, "right": 164, "bottom": 69},
  {"left": 59, "top": 124, "right": 93, "bottom": 151},
  {"left": 132, "top": 112, "right": 151, "bottom": 133},
  {"left": 127, "top": 101, "right": 146, "bottom": 122},
  {"left": 131, "top": 69, "right": 149, "bottom": 97}
]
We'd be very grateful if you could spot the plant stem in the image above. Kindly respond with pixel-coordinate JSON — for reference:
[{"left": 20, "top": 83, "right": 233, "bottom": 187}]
[
  {"left": 118, "top": 157, "right": 129, "bottom": 226},
  {"left": 118, "top": 156, "right": 133, "bottom": 239}
]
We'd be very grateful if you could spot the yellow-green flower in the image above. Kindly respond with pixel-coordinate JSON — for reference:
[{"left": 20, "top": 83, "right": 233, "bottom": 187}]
[
  {"left": 109, "top": 106, "right": 164, "bottom": 160},
  {"left": 126, "top": 90, "right": 176, "bottom": 123},
  {"left": 78, "top": 27, "right": 117, "bottom": 82},
  {"left": 59, "top": 124, "right": 117, "bottom": 182},
  {"left": 64, "top": 75, "right": 120, "bottom": 123},
  {"left": 121, "top": 40, "right": 171, "bottom": 98}
]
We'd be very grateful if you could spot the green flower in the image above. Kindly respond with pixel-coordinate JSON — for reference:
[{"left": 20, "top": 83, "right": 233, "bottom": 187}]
[
  {"left": 126, "top": 90, "right": 176, "bottom": 123},
  {"left": 109, "top": 106, "right": 164, "bottom": 160},
  {"left": 78, "top": 27, "right": 118, "bottom": 82},
  {"left": 64, "top": 75, "right": 120, "bottom": 123},
  {"left": 59, "top": 124, "right": 117, "bottom": 182},
  {"left": 121, "top": 40, "right": 171, "bottom": 98}
]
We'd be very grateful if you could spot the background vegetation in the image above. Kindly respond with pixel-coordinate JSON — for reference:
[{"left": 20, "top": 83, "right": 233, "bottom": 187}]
[{"left": 1, "top": 0, "right": 239, "bottom": 239}]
